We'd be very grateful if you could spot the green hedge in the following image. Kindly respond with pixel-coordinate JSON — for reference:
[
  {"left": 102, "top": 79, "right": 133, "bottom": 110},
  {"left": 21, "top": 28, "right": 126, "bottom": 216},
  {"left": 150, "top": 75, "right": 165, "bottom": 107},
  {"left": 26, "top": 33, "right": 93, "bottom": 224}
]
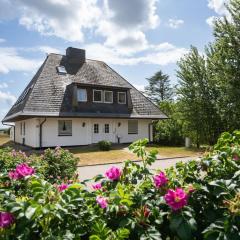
[{"left": 0, "top": 132, "right": 240, "bottom": 239}]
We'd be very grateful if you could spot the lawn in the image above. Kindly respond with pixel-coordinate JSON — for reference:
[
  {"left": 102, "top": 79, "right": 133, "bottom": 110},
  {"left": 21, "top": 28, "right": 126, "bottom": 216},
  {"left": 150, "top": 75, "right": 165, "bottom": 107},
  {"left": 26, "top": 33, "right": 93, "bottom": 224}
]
[
  {"left": 0, "top": 134, "right": 10, "bottom": 146},
  {"left": 70, "top": 145, "right": 138, "bottom": 166},
  {"left": 146, "top": 145, "right": 203, "bottom": 158},
  {"left": 0, "top": 135, "right": 203, "bottom": 166}
]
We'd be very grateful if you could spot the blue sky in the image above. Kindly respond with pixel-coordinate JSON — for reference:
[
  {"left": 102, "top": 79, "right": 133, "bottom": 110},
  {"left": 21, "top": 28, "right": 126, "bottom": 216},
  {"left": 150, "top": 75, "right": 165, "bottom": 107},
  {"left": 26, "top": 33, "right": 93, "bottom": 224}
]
[{"left": 0, "top": 0, "right": 228, "bottom": 127}]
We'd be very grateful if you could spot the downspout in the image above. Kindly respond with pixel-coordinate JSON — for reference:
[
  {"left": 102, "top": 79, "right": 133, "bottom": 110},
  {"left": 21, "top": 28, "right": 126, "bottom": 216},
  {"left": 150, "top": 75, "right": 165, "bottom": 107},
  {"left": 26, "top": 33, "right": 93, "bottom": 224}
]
[
  {"left": 2, "top": 122, "right": 15, "bottom": 143},
  {"left": 39, "top": 118, "right": 46, "bottom": 148}
]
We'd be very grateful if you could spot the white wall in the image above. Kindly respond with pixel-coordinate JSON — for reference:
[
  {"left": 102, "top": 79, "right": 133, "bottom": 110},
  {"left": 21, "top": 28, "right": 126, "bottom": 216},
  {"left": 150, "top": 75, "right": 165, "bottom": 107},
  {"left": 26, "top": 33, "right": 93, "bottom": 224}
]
[
  {"left": 15, "top": 118, "right": 152, "bottom": 148},
  {"left": 15, "top": 119, "right": 38, "bottom": 147}
]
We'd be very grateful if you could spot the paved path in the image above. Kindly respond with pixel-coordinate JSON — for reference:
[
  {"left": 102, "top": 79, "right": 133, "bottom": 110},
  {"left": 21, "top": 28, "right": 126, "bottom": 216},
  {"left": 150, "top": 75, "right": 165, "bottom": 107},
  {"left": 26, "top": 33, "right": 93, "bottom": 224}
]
[{"left": 77, "top": 156, "right": 194, "bottom": 182}]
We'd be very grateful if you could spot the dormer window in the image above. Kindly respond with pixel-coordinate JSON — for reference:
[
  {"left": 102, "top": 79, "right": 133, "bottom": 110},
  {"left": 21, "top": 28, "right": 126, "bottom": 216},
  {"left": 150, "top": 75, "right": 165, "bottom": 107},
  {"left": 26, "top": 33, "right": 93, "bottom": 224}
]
[
  {"left": 57, "top": 66, "right": 67, "bottom": 75},
  {"left": 118, "top": 92, "right": 126, "bottom": 104},
  {"left": 77, "top": 89, "right": 87, "bottom": 102},
  {"left": 104, "top": 91, "right": 113, "bottom": 103},
  {"left": 93, "top": 90, "right": 102, "bottom": 102}
]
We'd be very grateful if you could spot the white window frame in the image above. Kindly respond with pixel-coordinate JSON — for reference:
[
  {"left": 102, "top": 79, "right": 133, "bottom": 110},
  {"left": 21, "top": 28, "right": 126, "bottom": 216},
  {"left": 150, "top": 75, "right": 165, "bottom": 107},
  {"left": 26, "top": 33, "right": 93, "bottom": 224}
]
[
  {"left": 93, "top": 89, "right": 103, "bottom": 103},
  {"left": 77, "top": 88, "right": 87, "bottom": 102},
  {"left": 104, "top": 91, "right": 113, "bottom": 103},
  {"left": 118, "top": 92, "right": 126, "bottom": 104},
  {"left": 94, "top": 123, "right": 99, "bottom": 134},
  {"left": 128, "top": 120, "right": 138, "bottom": 134},
  {"left": 104, "top": 124, "right": 110, "bottom": 133},
  {"left": 58, "top": 120, "right": 72, "bottom": 136}
]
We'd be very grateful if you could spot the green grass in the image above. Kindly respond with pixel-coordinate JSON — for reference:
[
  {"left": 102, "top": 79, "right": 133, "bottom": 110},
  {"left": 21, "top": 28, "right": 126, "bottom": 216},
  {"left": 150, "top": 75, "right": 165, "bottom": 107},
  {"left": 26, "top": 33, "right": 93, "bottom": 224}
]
[
  {"left": 0, "top": 135, "right": 203, "bottom": 165},
  {"left": 0, "top": 134, "right": 10, "bottom": 146},
  {"left": 146, "top": 145, "right": 203, "bottom": 158}
]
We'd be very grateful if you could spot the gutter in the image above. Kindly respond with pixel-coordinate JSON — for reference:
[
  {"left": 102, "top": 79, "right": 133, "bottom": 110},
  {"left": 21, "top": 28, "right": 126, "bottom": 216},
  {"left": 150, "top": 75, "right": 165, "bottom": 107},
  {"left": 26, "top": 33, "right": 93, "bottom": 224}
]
[
  {"left": 1, "top": 122, "right": 15, "bottom": 143},
  {"left": 39, "top": 118, "right": 46, "bottom": 148}
]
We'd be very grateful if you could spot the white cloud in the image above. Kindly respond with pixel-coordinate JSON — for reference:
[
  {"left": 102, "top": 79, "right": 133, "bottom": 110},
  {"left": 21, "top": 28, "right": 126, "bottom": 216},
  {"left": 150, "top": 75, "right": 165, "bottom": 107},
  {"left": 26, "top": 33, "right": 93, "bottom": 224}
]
[
  {"left": 133, "top": 84, "right": 146, "bottom": 92},
  {"left": 0, "top": 83, "right": 8, "bottom": 89},
  {"left": 0, "top": 90, "right": 16, "bottom": 105},
  {"left": 0, "top": 47, "right": 41, "bottom": 74},
  {"left": 0, "top": 0, "right": 160, "bottom": 55},
  {"left": 0, "top": 38, "right": 6, "bottom": 43},
  {"left": 207, "top": 0, "right": 229, "bottom": 15},
  {"left": 85, "top": 42, "right": 187, "bottom": 66},
  {"left": 167, "top": 18, "right": 184, "bottom": 29},
  {"left": 18, "top": 0, "right": 101, "bottom": 42},
  {"left": 207, "top": 0, "right": 230, "bottom": 26},
  {"left": 38, "top": 46, "right": 60, "bottom": 54},
  {"left": 97, "top": 0, "right": 159, "bottom": 54}
]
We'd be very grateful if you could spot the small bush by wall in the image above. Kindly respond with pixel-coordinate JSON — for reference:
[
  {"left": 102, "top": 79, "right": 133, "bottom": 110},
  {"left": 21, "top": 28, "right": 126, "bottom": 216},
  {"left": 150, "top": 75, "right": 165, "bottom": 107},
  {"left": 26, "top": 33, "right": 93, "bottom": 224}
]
[{"left": 98, "top": 140, "right": 112, "bottom": 151}]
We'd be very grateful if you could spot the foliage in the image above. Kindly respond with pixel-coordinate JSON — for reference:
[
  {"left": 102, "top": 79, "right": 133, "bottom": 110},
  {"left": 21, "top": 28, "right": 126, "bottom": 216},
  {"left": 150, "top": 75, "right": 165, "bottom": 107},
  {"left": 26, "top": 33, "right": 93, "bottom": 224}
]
[
  {"left": 154, "top": 101, "right": 184, "bottom": 146},
  {"left": 41, "top": 147, "right": 79, "bottom": 183},
  {"left": 176, "top": 0, "right": 240, "bottom": 146},
  {"left": 98, "top": 141, "right": 112, "bottom": 151},
  {"left": 1, "top": 132, "right": 240, "bottom": 239},
  {"left": 144, "top": 70, "right": 173, "bottom": 104},
  {"left": 0, "top": 147, "right": 78, "bottom": 184}
]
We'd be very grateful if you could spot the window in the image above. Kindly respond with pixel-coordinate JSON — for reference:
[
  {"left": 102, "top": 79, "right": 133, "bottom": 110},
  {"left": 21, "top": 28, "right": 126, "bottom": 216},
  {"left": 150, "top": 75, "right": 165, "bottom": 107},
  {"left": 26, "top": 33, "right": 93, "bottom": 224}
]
[
  {"left": 104, "top": 91, "right": 113, "bottom": 103},
  {"left": 23, "top": 122, "right": 26, "bottom": 135},
  {"left": 58, "top": 120, "right": 72, "bottom": 136},
  {"left": 128, "top": 120, "right": 138, "bottom": 134},
  {"left": 57, "top": 66, "right": 67, "bottom": 75},
  {"left": 93, "top": 90, "right": 102, "bottom": 102},
  {"left": 20, "top": 122, "right": 22, "bottom": 135},
  {"left": 104, "top": 124, "right": 109, "bottom": 133},
  {"left": 118, "top": 92, "right": 126, "bottom": 104},
  {"left": 77, "top": 89, "right": 87, "bottom": 102},
  {"left": 94, "top": 124, "right": 99, "bottom": 133}
]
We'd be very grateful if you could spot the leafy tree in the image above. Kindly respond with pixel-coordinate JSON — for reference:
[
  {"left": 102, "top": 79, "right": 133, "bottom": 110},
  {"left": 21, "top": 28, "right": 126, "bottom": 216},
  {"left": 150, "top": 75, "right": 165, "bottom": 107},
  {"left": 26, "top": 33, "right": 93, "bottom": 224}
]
[
  {"left": 154, "top": 101, "right": 185, "bottom": 146},
  {"left": 206, "top": 0, "right": 240, "bottom": 132},
  {"left": 145, "top": 70, "right": 173, "bottom": 103},
  {"left": 177, "top": 46, "right": 221, "bottom": 147}
]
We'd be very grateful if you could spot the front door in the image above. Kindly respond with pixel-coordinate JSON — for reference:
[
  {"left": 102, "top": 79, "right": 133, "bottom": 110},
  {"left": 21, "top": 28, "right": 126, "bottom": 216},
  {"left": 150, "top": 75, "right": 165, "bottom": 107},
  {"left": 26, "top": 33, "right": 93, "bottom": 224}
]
[{"left": 92, "top": 122, "right": 113, "bottom": 143}]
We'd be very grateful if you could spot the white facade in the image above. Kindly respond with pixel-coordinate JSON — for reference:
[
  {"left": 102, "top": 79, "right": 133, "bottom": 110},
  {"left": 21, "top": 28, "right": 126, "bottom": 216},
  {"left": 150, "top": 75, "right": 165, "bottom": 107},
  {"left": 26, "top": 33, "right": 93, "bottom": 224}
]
[{"left": 13, "top": 118, "right": 153, "bottom": 148}]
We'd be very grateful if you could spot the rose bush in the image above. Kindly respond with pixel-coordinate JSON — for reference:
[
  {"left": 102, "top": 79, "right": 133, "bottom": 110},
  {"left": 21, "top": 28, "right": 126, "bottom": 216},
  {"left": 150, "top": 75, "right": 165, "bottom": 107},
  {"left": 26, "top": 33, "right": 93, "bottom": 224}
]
[{"left": 0, "top": 132, "right": 240, "bottom": 239}]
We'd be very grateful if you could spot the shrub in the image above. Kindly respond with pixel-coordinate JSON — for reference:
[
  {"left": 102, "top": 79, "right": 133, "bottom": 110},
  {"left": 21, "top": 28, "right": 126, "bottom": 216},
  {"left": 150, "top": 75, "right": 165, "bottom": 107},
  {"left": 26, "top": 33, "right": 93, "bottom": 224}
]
[
  {"left": 1, "top": 132, "right": 240, "bottom": 239},
  {"left": 98, "top": 140, "right": 112, "bottom": 151},
  {"left": 41, "top": 147, "right": 79, "bottom": 183}
]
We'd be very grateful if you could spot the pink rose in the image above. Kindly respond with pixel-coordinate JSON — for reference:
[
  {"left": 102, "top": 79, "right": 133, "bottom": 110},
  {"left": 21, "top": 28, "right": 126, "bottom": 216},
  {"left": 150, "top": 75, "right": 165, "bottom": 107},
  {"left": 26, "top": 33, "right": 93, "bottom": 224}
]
[
  {"left": 9, "top": 163, "right": 35, "bottom": 180},
  {"left": 92, "top": 183, "right": 102, "bottom": 190},
  {"left": 105, "top": 166, "right": 122, "bottom": 181},
  {"left": 96, "top": 196, "right": 108, "bottom": 209},
  {"left": 233, "top": 154, "right": 239, "bottom": 161},
  {"left": 0, "top": 212, "right": 14, "bottom": 228},
  {"left": 57, "top": 183, "right": 68, "bottom": 192},
  {"left": 153, "top": 171, "right": 168, "bottom": 188},
  {"left": 164, "top": 188, "right": 188, "bottom": 211}
]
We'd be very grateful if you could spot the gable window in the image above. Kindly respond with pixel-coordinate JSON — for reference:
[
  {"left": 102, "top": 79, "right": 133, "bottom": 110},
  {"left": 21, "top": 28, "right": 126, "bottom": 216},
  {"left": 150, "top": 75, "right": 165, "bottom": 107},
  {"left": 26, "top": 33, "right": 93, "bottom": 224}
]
[
  {"left": 128, "top": 120, "right": 138, "bottom": 134},
  {"left": 77, "top": 89, "right": 87, "bottom": 102},
  {"left": 93, "top": 90, "right": 102, "bottom": 102},
  {"left": 94, "top": 124, "right": 99, "bottom": 133},
  {"left": 104, "top": 91, "right": 113, "bottom": 103},
  {"left": 58, "top": 120, "right": 72, "bottom": 136},
  {"left": 104, "top": 124, "right": 110, "bottom": 133},
  {"left": 118, "top": 92, "right": 126, "bottom": 104}
]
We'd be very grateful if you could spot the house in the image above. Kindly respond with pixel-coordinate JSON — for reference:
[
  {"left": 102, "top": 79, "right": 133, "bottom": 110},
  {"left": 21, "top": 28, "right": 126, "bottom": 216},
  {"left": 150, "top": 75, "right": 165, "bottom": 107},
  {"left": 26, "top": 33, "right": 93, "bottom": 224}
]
[{"left": 2, "top": 47, "right": 167, "bottom": 148}]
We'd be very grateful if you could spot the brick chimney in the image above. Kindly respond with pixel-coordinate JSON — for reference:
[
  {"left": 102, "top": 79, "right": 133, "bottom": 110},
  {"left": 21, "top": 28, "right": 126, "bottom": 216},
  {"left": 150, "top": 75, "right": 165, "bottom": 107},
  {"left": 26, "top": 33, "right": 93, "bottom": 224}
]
[{"left": 66, "top": 47, "right": 85, "bottom": 65}]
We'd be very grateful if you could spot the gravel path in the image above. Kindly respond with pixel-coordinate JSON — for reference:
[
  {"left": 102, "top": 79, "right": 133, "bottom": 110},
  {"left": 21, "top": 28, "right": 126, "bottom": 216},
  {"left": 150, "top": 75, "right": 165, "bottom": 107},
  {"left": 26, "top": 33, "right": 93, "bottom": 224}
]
[{"left": 77, "top": 156, "right": 194, "bottom": 182}]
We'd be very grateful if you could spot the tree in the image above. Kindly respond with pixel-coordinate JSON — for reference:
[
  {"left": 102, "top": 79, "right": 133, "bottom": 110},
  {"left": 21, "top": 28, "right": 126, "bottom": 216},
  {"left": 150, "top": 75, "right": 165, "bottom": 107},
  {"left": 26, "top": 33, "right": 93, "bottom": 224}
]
[
  {"left": 154, "top": 101, "right": 185, "bottom": 146},
  {"left": 206, "top": 0, "right": 240, "bottom": 132},
  {"left": 177, "top": 46, "right": 222, "bottom": 147},
  {"left": 145, "top": 70, "right": 173, "bottom": 104}
]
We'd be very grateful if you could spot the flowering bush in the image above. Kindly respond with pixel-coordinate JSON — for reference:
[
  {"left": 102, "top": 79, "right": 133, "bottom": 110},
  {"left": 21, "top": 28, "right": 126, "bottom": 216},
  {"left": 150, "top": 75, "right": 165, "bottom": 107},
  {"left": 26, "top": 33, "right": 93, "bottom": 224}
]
[{"left": 0, "top": 131, "right": 240, "bottom": 239}]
